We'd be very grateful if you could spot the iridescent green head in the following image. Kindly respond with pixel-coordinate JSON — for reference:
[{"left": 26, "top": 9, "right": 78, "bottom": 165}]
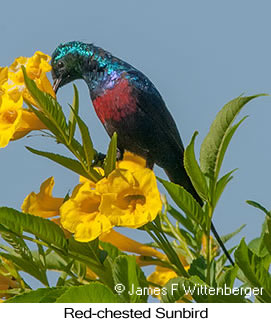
[{"left": 51, "top": 41, "right": 93, "bottom": 92}]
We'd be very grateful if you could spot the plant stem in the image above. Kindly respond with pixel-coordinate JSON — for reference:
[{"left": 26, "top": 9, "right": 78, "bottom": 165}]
[
  {"left": 145, "top": 223, "right": 189, "bottom": 278},
  {"left": 21, "top": 234, "right": 114, "bottom": 289},
  {"left": 161, "top": 214, "right": 194, "bottom": 260},
  {"left": 206, "top": 204, "right": 213, "bottom": 285}
]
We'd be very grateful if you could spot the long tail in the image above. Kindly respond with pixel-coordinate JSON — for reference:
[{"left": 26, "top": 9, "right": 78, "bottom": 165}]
[
  {"left": 165, "top": 165, "right": 235, "bottom": 265},
  {"left": 211, "top": 222, "right": 234, "bottom": 265}
]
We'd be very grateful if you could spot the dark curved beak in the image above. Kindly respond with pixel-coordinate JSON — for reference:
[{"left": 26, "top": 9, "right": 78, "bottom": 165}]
[{"left": 53, "top": 78, "right": 62, "bottom": 94}]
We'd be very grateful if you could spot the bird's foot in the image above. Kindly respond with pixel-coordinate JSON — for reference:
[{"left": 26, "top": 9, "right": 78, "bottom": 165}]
[
  {"left": 92, "top": 149, "right": 123, "bottom": 168},
  {"left": 92, "top": 152, "right": 106, "bottom": 167},
  {"left": 146, "top": 158, "right": 154, "bottom": 170},
  {"left": 116, "top": 148, "right": 124, "bottom": 161}
]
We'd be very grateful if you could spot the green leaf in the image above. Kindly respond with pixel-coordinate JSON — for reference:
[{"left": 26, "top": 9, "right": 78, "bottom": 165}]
[
  {"left": 36, "top": 237, "right": 46, "bottom": 267},
  {"left": 216, "top": 246, "right": 237, "bottom": 274},
  {"left": 69, "top": 137, "right": 90, "bottom": 163},
  {"left": 56, "top": 273, "right": 69, "bottom": 287},
  {"left": 248, "top": 237, "right": 268, "bottom": 258},
  {"left": 112, "top": 255, "right": 147, "bottom": 303},
  {"left": 55, "top": 282, "right": 119, "bottom": 302},
  {"left": 0, "top": 252, "right": 48, "bottom": 286},
  {"left": 27, "top": 104, "right": 61, "bottom": 139},
  {"left": 217, "top": 265, "right": 239, "bottom": 288},
  {"left": 220, "top": 224, "right": 246, "bottom": 244},
  {"left": 248, "top": 218, "right": 269, "bottom": 257},
  {"left": 5, "top": 287, "right": 67, "bottom": 303},
  {"left": 188, "top": 256, "right": 207, "bottom": 282},
  {"left": 67, "top": 237, "right": 109, "bottom": 282},
  {"left": 104, "top": 132, "right": 117, "bottom": 177},
  {"left": 1, "top": 232, "right": 33, "bottom": 261},
  {"left": 99, "top": 241, "right": 124, "bottom": 260},
  {"left": 246, "top": 200, "right": 271, "bottom": 217},
  {"left": 0, "top": 242, "right": 15, "bottom": 254},
  {"left": 159, "top": 178, "right": 206, "bottom": 231},
  {"left": 71, "top": 261, "right": 87, "bottom": 281},
  {"left": 0, "top": 207, "right": 67, "bottom": 250},
  {"left": 70, "top": 107, "right": 95, "bottom": 170},
  {"left": 167, "top": 206, "right": 201, "bottom": 252},
  {"left": 214, "top": 169, "right": 237, "bottom": 207},
  {"left": 59, "top": 278, "right": 82, "bottom": 287},
  {"left": 214, "top": 116, "right": 248, "bottom": 180},
  {"left": 68, "top": 84, "right": 79, "bottom": 143},
  {"left": 264, "top": 218, "right": 271, "bottom": 256},
  {"left": 22, "top": 67, "right": 68, "bottom": 137},
  {"left": 68, "top": 237, "right": 105, "bottom": 264},
  {"left": 26, "top": 146, "right": 102, "bottom": 182},
  {"left": 161, "top": 277, "right": 191, "bottom": 303},
  {"left": 32, "top": 250, "right": 68, "bottom": 272},
  {"left": 23, "top": 70, "right": 101, "bottom": 183},
  {"left": 0, "top": 216, "right": 60, "bottom": 286},
  {"left": 184, "top": 131, "right": 208, "bottom": 201},
  {"left": 179, "top": 229, "right": 199, "bottom": 252},
  {"left": 200, "top": 95, "right": 264, "bottom": 180},
  {"left": 235, "top": 238, "right": 271, "bottom": 302},
  {"left": 168, "top": 205, "right": 195, "bottom": 233}
]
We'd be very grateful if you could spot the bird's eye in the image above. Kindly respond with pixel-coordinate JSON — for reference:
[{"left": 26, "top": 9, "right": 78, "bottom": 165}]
[{"left": 57, "top": 61, "right": 64, "bottom": 69}]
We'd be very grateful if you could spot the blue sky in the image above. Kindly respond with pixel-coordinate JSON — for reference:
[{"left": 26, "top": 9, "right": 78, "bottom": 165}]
[{"left": 1, "top": 0, "right": 271, "bottom": 286}]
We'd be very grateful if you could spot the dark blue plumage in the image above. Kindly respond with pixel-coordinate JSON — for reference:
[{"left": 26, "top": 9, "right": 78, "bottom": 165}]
[
  {"left": 51, "top": 41, "right": 199, "bottom": 200},
  {"left": 51, "top": 41, "right": 234, "bottom": 265}
]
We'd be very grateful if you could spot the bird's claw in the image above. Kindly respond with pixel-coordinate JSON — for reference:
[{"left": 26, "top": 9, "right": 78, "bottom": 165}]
[{"left": 92, "top": 152, "right": 106, "bottom": 167}]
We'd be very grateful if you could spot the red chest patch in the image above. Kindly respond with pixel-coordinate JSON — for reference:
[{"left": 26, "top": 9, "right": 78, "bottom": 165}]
[{"left": 92, "top": 78, "right": 137, "bottom": 123}]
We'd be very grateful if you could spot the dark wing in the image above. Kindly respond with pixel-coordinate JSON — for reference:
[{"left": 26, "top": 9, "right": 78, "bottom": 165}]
[{"left": 127, "top": 69, "right": 185, "bottom": 154}]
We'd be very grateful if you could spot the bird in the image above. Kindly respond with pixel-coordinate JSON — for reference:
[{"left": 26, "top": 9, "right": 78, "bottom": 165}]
[{"left": 51, "top": 41, "right": 234, "bottom": 265}]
